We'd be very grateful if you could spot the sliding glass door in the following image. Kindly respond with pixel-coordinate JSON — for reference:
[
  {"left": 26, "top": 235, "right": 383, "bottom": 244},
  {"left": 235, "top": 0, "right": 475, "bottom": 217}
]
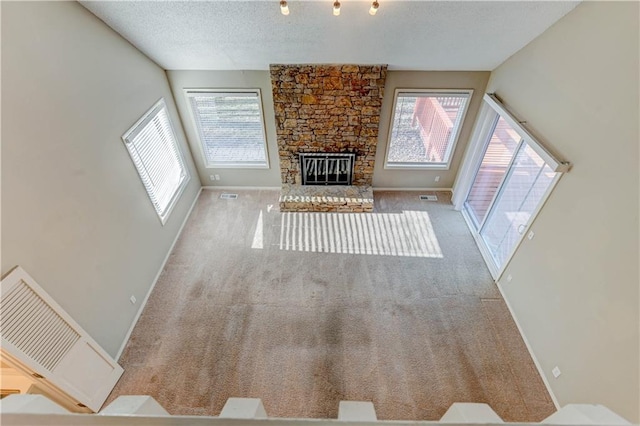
[
  {"left": 479, "top": 144, "right": 557, "bottom": 268},
  {"left": 460, "top": 94, "right": 568, "bottom": 277},
  {"left": 465, "top": 116, "right": 521, "bottom": 228}
]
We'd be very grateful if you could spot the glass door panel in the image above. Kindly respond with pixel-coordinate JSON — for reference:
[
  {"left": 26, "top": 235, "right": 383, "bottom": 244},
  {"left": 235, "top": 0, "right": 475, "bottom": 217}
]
[
  {"left": 479, "top": 143, "right": 557, "bottom": 268},
  {"left": 465, "top": 116, "right": 522, "bottom": 228}
]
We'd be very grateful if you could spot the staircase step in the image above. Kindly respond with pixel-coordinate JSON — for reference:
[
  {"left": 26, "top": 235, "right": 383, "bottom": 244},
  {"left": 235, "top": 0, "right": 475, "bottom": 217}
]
[
  {"left": 338, "top": 401, "right": 377, "bottom": 421},
  {"left": 99, "top": 396, "right": 168, "bottom": 415},
  {"left": 440, "top": 403, "right": 503, "bottom": 423},
  {"left": 219, "top": 398, "right": 267, "bottom": 419}
]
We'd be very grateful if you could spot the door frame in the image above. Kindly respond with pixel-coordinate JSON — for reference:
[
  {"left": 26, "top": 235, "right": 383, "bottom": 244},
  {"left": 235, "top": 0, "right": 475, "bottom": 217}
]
[{"left": 454, "top": 93, "right": 570, "bottom": 279}]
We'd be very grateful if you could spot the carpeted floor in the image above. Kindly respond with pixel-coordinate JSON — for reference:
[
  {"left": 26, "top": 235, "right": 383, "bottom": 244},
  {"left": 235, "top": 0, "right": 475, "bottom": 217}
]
[{"left": 106, "top": 189, "right": 555, "bottom": 421}]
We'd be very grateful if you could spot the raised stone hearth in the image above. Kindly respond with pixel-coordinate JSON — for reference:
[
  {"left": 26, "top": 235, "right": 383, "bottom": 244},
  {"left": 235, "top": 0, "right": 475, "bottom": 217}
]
[{"left": 279, "top": 184, "right": 373, "bottom": 213}]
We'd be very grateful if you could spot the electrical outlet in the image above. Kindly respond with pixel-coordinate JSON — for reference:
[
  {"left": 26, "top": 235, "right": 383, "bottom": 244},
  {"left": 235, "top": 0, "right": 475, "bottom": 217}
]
[
  {"left": 215, "top": 174, "right": 221, "bottom": 181},
  {"left": 130, "top": 295, "right": 137, "bottom": 305},
  {"left": 527, "top": 231, "right": 535, "bottom": 240},
  {"left": 552, "top": 366, "right": 561, "bottom": 378},
  {"left": 507, "top": 274, "right": 513, "bottom": 282},
  {"left": 210, "top": 175, "right": 216, "bottom": 182},
  {"left": 434, "top": 175, "right": 440, "bottom": 182}
]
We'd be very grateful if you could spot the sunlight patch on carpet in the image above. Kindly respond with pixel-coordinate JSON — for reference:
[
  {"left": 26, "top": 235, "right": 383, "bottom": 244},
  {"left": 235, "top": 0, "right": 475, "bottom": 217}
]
[
  {"left": 251, "top": 210, "right": 264, "bottom": 249},
  {"left": 276, "top": 211, "right": 443, "bottom": 257}
]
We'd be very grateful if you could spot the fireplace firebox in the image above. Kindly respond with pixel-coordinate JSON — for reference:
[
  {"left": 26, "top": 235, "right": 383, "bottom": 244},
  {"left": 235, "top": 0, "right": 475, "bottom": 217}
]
[{"left": 299, "top": 153, "right": 355, "bottom": 186}]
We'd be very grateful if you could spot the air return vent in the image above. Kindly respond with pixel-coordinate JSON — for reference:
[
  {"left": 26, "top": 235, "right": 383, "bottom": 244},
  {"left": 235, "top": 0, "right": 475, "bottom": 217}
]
[
  {"left": 0, "top": 280, "right": 80, "bottom": 372},
  {"left": 419, "top": 195, "right": 438, "bottom": 201},
  {"left": 220, "top": 193, "right": 238, "bottom": 200}
]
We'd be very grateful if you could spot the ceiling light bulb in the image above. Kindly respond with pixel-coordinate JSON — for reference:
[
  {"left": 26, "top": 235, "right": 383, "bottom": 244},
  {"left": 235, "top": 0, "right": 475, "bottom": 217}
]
[
  {"left": 333, "top": 1, "right": 341, "bottom": 16},
  {"left": 369, "top": 1, "right": 379, "bottom": 15},
  {"left": 280, "top": 0, "right": 289, "bottom": 15}
]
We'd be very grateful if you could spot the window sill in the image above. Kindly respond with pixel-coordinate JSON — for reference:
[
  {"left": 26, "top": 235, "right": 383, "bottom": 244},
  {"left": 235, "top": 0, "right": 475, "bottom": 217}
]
[
  {"left": 384, "top": 163, "right": 451, "bottom": 171},
  {"left": 157, "top": 175, "right": 190, "bottom": 226},
  {"left": 206, "top": 163, "right": 270, "bottom": 170}
]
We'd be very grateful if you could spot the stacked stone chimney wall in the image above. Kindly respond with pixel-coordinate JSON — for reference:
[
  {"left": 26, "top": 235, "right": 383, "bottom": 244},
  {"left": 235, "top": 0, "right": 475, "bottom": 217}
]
[{"left": 270, "top": 64, "right": 387, "bottom": 186}]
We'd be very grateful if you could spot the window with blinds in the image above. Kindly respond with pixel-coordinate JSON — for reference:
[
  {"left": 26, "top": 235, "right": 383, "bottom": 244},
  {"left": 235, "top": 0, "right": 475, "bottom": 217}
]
[
  {"left": 185, "top": 90, "right": 269, "bottom": 168},
  {"left": 122, "top": 99, "right": 190, "bottom": 225}
]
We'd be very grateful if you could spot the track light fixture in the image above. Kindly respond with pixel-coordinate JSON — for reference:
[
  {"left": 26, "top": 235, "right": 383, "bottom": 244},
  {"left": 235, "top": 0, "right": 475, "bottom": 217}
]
[
  {"left": 276, "top": 0, "right": 378, "bottom": 16},
  {"left": 280, "top": 0, "right": 289, "bottom": 15},
  {"left": 369, "top": 0, "right": 379, "bottom": 15}
]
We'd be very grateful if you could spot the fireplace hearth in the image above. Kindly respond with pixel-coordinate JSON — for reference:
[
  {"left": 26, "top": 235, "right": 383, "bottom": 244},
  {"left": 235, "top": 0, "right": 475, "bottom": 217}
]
[
  {"left": 279, "top": 183, "right": 373, "bottom": 212},
  {"left": 299, "top": 153, "right": 355, "bottom": 186}
]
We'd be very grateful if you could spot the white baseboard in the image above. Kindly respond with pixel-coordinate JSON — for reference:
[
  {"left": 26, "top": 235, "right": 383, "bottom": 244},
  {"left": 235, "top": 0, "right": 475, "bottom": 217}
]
[
  {"left": 494, "top": 280, "right": 561, "bottom": 410},
  {"left": 373, "top": 187, "right": 453, "bottom": 192},
  {"left": 202, "top": 186, "right": 281, "bottom": 191},
  {"left": 202, "top": 186, "right": 453, "bottom": 192},
  {"left": 115, "top": 187, "right": 203, "bottom": 360},
  {"left": 459, "top": 207, "right": 560, "bottom": 409}
]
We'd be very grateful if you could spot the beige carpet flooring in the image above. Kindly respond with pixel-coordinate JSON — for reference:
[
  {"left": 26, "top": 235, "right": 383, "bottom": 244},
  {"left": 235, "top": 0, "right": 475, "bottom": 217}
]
[{"left": 107, "top": 189, "right": 555, "bottom": 421}]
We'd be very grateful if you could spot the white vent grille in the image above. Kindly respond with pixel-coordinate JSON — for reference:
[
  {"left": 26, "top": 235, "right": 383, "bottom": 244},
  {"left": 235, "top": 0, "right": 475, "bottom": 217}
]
[
  {"left": 220, "top": 193, "right": 238, "bottom": 200},
  {"left": 419, "top": 195, "right": 438, "bottom": 201},
  {"left": 0, "top": 280, "right": 80, "bottom": 372}
]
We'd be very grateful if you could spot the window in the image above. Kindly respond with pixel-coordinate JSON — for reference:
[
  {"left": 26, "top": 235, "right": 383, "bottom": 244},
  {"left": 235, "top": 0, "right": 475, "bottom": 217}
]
[
  {"left": 122, "top": 99, "right": 190, "bottom": 225},
  {"left": 385, "top": 89, "right": 472, "bottom": 169},
  {"left": 185, "top": 89, "right": 269, "bottom": 168}
]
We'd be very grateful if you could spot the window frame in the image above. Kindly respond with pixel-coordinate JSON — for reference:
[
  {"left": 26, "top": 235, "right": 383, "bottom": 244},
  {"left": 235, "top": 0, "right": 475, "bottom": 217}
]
[
  {"left": 122, "top": 98, "right": 190, "bottom": 225},
  {"left": 184, "top": 88, "right": 270, "bottom": 169},
  {"left": 384, "top": 88, "right": 473, "bottom": 170}
]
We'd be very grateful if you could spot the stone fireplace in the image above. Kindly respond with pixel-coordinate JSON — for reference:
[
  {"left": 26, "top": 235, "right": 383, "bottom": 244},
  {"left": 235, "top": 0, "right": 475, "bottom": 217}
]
[{"left": 270, "top": 64, "right": 387, "bottom": 212}]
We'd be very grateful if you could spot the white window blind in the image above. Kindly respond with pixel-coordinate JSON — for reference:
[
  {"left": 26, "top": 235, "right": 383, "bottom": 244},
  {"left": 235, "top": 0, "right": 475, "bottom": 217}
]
[
  {"left": 186, "top": 90, "right": 269, "bottom": 168},
  {"left": 122, "top": 99, "right": 190, "bottom": 224}
]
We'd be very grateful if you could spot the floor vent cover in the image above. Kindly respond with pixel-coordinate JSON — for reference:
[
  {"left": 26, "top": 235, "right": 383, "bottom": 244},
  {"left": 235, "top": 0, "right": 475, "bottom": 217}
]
[
  {"left": 220, "top": 193, "right": 238, "bottom": 200},
  {"left": 419, "top": 195, "right": 438, "bottom": 201}
]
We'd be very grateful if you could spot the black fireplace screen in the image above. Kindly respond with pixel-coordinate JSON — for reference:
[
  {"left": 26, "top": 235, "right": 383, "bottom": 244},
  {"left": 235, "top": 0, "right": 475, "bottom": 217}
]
[{"left": 299, "top": 153, "right": 355, "bottom": 185}]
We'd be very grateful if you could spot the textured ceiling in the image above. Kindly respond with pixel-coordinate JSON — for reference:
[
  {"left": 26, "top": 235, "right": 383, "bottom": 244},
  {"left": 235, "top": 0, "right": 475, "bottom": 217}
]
[{"left": 80, "top": 1, "right": 579, "bottom": 71}]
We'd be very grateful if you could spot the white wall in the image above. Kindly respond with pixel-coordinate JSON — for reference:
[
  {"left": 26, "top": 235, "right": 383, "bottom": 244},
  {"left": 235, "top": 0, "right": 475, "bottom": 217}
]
[
  {"left": 373, "top": 71, "right": 489, "bottom": 189},
  {"left": 167, "top": 71, "right": 282, "bottom": 187},
  {"left": 482, "top": 2, "right": 638, "bottom": 421},
  {"left": 1, "top": 1, "right": 201, "bottom": 357}
]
